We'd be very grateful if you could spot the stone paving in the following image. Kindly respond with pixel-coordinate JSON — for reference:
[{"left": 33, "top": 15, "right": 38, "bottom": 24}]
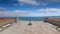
[{"left": 0, "top": 20, "right": 60, "bottom": 34}]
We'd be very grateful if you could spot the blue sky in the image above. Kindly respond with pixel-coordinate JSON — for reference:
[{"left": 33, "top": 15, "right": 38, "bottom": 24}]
[{"left": 0, "top": 0, "right": 60, "bottom": 17}]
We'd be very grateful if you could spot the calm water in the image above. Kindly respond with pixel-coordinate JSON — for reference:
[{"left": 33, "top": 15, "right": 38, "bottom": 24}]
[
  {"left": 0, "top": 16, "right": 60, "bottom": 21},
  {"left": 19, "top": 17, "right": 45, "bottom": 21},
  {"left": 19, "top": 16, "right": 60, "bottom": 21}
]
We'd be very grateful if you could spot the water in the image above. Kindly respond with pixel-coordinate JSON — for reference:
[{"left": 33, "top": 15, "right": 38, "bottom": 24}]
[
  {"left": 0, "top": 16, "right": 60, "bottom": 21},
  {"left": 19, "top": 17, "right": 44, "bottom": 21},
  {"left": 19, "top": 16, "right": 60, "bottom": 21}
]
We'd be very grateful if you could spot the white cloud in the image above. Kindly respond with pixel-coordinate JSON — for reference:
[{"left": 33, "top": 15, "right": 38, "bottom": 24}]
[
  {"left": 39, "top": 0, "right": 60, "bottom": 5},
  {"left": 38, "top": 8, "right": 60, "bottom": 12},
  {"left": 0, "top": 9, "right": 60, "bottom": 17},
  {"left": 0, "top": 10, "right": 32, "bottom": 17},
  {"left": 17, "top": 0, "right": 60, "bottom": 6},
  {"left": 11, "top": 0, "right": 60, "bottom": 6},
  {"left": 14, "top": 10, "right": 31, "bottom": 14},
  {"left": 18, "top": 0, "right": 39, "bottom": 5},
  {"left": 43, "top": 13, "right": 60, "bottom": 16},
  {"left": 14, "top": 10, "right": 28, "bottom": 12},
  {"left": 37, "top": 8, "right": 60, "bottom": 16}
]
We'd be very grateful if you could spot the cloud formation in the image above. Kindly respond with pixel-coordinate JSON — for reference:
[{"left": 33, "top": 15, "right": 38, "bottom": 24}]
[
  {"left": 39, "top": 0, "right": 60, "bottom": 5},
  {"left": 0, "top": 9, "right": 60, "bottom": 17},
  {"left": 38, "top": 8, "right": 60, "bottom": 12},
  {"left": 17, "top": 0, "right": 60, "bottom": 6},
  {"left": 0, "top": 0, "right": 60, "bottom": 6},
  {"left": 18, "top": 0, "right": 39, "bottom": 5},
  {"left": 0, "top": 10, "right": 32, "bottom": 17}
]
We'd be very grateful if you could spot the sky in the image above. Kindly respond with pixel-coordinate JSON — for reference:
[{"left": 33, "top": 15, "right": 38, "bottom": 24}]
[{"left": 0, "top": 0, "right": 60, "bottom": 17}]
